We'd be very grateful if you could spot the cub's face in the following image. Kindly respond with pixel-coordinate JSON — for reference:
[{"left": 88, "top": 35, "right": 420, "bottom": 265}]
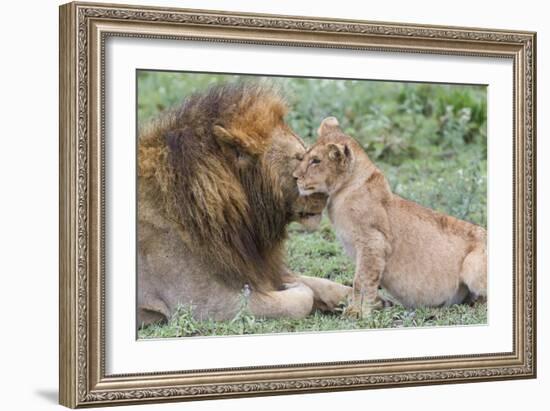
[
  {"left": 293, "top": 142, "right": 351, "bottom": 196},
  {"left": 265, "top": 125, "right": 328, "bottom": 228}
]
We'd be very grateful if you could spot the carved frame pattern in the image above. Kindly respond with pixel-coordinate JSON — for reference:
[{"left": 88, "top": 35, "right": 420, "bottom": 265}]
[{"left": 59, "top": 2, "right": 536, "bottom": 408}]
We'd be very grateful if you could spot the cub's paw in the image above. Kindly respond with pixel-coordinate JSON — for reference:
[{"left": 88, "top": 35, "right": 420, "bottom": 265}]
[
  {"left": 343, "top": 297, "right": 391, "bottom": 319},
  {"left": 342, "top": 302, "right": 377, "bottom": 319},
  {"left": 342, "top": 304, "right": 363, "bottom": 319}
]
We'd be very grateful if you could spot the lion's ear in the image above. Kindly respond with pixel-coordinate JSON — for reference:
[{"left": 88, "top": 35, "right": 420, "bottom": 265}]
[
  {"left": 213, "top": 125, "right": 254, "bottom": 150},
  {"left": 213, "top": 125, "right": 238, "bottom": 146},
  {"left": 317, "top": 116, "right": 340, "bottom": 137},
  {"left": 327, "top": 143, "right": 350, "bottom": 163},
  {"left": 213, "top": 125, "right": 256, "bottom": 167}
]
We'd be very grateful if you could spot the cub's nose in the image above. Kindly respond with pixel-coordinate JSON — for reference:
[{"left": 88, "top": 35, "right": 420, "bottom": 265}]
[{"left": 292, "top": 170, "right": 300, "bottom": 180}]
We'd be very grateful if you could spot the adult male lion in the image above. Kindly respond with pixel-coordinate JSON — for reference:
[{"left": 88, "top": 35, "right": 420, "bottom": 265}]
[{"left": 137, "top": 83, "right": 350, "bottom": 326}]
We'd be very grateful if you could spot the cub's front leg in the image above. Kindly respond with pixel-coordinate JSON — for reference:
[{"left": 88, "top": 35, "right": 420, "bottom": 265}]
[{"left": 345, "top": 230, "right": 390, "bottom": 318}]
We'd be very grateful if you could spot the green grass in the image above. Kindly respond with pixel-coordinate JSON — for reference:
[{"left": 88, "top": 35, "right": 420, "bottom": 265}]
[
  {"left": 139, "top": 301, "right": 487, "bottom": 338},
  {"left": 137, "top": 71, "right": 488, "bottom": 338}
]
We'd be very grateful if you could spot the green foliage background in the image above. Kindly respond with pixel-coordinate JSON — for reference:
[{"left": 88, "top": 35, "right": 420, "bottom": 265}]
[{"left": 137, "top": 71, "right": 487, "bottom": 338}]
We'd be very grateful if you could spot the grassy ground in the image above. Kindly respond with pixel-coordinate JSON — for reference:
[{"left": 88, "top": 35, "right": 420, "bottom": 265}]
[{"left": 137, "top": 71, "right": 488, "bottom": 338}]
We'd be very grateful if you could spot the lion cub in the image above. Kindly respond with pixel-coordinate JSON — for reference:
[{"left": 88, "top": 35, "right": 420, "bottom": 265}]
[{"left": 293, "top": 117, "right": 487, "bottom": 316}]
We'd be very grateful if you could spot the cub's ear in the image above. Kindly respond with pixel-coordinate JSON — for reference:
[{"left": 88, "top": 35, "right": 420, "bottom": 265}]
[
  {"left": 317, "top": 116, "right": 340, "bottom": 137},
  {"left": 327, "top": 143, "right": 351, "bottom": 163}
]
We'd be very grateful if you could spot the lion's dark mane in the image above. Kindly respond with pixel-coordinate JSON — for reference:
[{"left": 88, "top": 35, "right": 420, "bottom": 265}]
[{"left": 138, "top": 82, "right": 293, "bottom": 291}]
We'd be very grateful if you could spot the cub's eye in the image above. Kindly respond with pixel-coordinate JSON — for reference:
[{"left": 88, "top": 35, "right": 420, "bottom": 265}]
[
  {"left": 310, "top": 158, "right": 321, "bottom": 165},
  {"left": 295, "top": 153, "right": 304, "bottom": 161}
]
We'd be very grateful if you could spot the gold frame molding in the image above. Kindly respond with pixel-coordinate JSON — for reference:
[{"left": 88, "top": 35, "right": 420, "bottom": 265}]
[{"left": 59, "top": 1, "right": 537, "bottom": 408}]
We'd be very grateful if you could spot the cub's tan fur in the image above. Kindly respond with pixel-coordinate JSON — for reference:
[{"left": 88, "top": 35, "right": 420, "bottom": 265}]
[
  {"left": 138, "top": 84, "right": 349, "bottom": 326},
  {"left": 293, "top": 117, "right": 487, "bottom": 315}
]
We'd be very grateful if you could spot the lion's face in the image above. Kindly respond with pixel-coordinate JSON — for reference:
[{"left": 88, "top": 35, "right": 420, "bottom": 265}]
[
  {"left": 263, "top": 125, "right": 327, "bottom": 226},
  {"left": 293, "top": 141, "right": 351, "bottom": 197},
  {"left": 212, "top": 117, "right": 328, "bottom": 238}
]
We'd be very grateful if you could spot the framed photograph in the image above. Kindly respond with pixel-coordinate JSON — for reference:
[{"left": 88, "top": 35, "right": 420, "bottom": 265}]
[{"left": 59, "top": 1, "right": 537, "bottom": 408}]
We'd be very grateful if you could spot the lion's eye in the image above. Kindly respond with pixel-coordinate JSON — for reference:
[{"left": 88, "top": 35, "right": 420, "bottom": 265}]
[
  {"left": 310, "top": 158, "right": 321, "bottom": 165},
  {"left": 295, "top": 153, "right": 304, "bottom": 161}
]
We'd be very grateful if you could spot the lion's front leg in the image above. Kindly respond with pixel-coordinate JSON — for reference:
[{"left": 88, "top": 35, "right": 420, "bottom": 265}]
[
  {"left": 295, "top": 275, "right": 351, "bottom": 312},
  {"left": 247, "top": 282, "right": 315, "bottom": 320}
]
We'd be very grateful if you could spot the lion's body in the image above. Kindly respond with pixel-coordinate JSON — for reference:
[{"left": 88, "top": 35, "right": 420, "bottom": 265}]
[
  {"left": 137, "top": 85, "right": 349, "bottom": 326},
  {"left": 294, "top": 117, "right": 487, "bottom": 313}
]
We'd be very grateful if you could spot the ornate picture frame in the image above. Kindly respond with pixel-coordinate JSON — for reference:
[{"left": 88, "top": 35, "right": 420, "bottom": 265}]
[{"left": 59, "top": 1, "right": 536, "bottom": 408}]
